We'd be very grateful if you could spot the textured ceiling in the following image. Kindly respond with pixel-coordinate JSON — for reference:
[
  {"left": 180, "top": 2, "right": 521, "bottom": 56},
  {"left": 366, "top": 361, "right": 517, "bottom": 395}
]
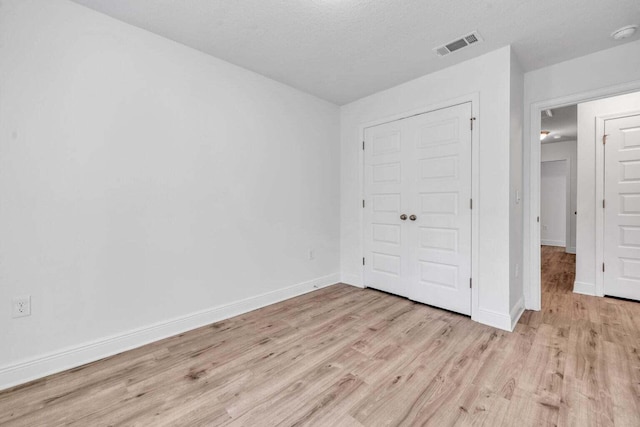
[
  {"left": 541, "top": 105, "right": 577, "bottom": 144},
  {"left": 70, "top": 0, "right": 640, "bottom": 105}
]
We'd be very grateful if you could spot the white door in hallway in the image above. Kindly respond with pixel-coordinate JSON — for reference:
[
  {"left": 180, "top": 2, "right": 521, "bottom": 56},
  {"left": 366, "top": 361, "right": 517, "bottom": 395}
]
[
  {"left": 604, "top": 113, "right": 640, "bottom": 301},
  {"left": 364, "top": 103, "right": 472, "bottom": 315},
  {"left": 540, "top": 160, "right": 568, "bottom": 247}
]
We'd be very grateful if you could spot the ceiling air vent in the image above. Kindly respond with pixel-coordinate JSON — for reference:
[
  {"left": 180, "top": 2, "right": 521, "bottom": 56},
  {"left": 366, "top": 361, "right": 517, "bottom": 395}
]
[{"left": 434, "top": 31, "right": 484, "bottom": 57}]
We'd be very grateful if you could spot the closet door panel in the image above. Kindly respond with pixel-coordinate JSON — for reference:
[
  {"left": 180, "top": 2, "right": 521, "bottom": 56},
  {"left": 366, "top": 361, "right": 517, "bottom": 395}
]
[
  {"left": 406, "top": 103, "right": 472, "bottom": 315},
  {"left": 363, "top": 122, "right": 410, "bottom": 296}
]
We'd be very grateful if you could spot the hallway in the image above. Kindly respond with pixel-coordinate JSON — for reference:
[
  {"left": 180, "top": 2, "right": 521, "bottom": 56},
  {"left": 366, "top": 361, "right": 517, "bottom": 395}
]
[{"left": 516, "top": 246, "right": 640, "bottom": 424}]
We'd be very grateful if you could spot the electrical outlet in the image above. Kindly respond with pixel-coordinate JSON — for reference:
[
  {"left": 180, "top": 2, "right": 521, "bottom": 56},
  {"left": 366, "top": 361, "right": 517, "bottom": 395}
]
[
  {"left": 308, "top": 249, "right": 315, "bottom": 260},
  {"left": 12, "top": 296, "right": 31, "bottom": 318},
  {"left": 515, "top": 263, "right": 520, "bottom": 278}
]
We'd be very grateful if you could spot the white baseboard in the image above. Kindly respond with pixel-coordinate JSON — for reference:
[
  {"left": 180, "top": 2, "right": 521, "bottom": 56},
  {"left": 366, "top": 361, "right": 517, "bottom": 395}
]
[
  {"left": 341, "top": 272, "right": 364, "bottom": 288},
  {"left": 510, "top": 297, "right": 525, "bottom": 331},
  {"left": 573, "top": 281, "right": 596, "bottom": 296},
  {"left": 566, "top": 247, "right": 576, "bottom": 254},
  {"left": 473, "top": 307, "right": 513, "bottom": 332},
  {"left": 541, "top": 240, "right": 566, "bottom": 247},
  {"left": 0, "top": 273, "right": 340, "bottom": 391}
]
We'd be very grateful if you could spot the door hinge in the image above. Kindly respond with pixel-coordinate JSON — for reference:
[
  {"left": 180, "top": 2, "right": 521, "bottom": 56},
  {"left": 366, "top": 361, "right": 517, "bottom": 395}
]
[
  {"left": 603, "top": 199, "right": 606, "bottom": 209},
  {"left": 363, "top": 257, "right": 365, "bottom": 266},
  {"left": 362, "top": 199, "right": 365, "bottom": 208},
  {"left": 362, "top": 141, "right": 365, "bottom": 150},
  {"left": 470, "top": 199, "right": 473, "bottom": 209},
  {"left": 537, "top": 216, "right": 540, "bottom": 223},
  {"left": 602, "top": 263, "right": 605, "bottom": 272},
  {"left": 470, "top": 117, "right": 476, "bottom": 130},
  {"left": 469, "top": 278, "right": 472, "bottom": 288},
  {"left": 603, "top": 134, "right": 608, "bottom": 145}
]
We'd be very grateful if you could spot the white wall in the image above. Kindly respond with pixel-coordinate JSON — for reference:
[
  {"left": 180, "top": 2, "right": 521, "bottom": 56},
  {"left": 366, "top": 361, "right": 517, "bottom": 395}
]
[
  {"left": 509, "top": 52, "right": 525, "bottom": 325},
  {"left": 541, "top": 141, "right": 577, "bottom": 252},
  {"left": 340, "top": 46, "right": 522, "bottom": 331},
  {"left": 575, "top": 92, "right": 640, "bottom": 296},
  {"left": 540, "top": 160, "right": 568, "bottom": 246},
  {"left": 0, "top": 0, "right": 340, "bottom": 389},
  {"left": 523, "top": 39, "right": 640, "bottom": 309}
]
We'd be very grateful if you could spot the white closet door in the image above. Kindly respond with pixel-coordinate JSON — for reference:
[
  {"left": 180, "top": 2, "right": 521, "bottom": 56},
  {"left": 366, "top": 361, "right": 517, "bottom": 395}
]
[
  {"left": 364, "top": 102, "right": 472, "bottom": 315},
  {"left": 405, "top": 103, "right": 472, "bottom": 315},
  {"left": 363, "top": 120, "right": 410, "bottom": 296},
  {"left": 604, "top": 113, "right": 640, "bottom": 301}
]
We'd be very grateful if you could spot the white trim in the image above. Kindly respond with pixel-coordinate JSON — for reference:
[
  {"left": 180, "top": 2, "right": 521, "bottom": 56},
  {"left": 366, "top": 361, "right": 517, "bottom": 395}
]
[
  {"left": 477, "top": 296, "right": 524, "bottom": 331},
  {"left": 358, "top": 93, "right": 480, "bottom": 322},
  {"left": 573, "top": 281, "right": 596, "bottom": 296},
  {"left": 341, "top": 273, "right": 364, "bottom": 288},
  {"left": 524, "top": 79, "right": 640, "bottom": 312},
  {"left": 470, "top": 94, "right": 481, "bottom": 326},
  {"left": 595, "top": 117, "right": 606, "bottom": 297},
  {"left": 474, "top": 307, "right": 513, "bottom": 331},
  {"left": 510, "top": 297, "right": 525, "bottom": 331},
  {"left": 541, "top": 240, "right": 566, "bottom": 247},
  {"left": 0, "top": 273, "right": 340, "bottom": 391}
]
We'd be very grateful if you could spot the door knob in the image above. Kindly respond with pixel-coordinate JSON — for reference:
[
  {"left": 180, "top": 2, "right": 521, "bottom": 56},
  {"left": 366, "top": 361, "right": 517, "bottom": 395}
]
[
  {"left": 400, "top": 214, "right": 407, "bottom": 220},
  {"left": 409, "top": 215, "right": 417, "bottom": 221}
]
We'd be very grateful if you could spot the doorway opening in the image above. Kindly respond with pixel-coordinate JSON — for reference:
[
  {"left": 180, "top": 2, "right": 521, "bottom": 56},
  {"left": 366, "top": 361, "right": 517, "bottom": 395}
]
[
  {"left": 539, "top": 106, "right": 577, "bottom": 306},
  {"left": 531, "top": 90, "right": 640, "bottom": 312}
]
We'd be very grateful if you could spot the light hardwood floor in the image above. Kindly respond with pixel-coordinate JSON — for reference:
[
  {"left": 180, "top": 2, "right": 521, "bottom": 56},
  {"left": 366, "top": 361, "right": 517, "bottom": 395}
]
[{"left": 1, "top": 246, "right": 639, "bottom": 426}]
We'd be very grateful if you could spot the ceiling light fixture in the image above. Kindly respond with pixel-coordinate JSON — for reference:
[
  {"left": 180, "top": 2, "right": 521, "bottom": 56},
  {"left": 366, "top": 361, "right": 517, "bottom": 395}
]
[
  {"left": 540, "top": 131, "right": 550, "bottom": 141},
  {"left": 611, "top": 25, "right": 638, "bottom": 41}
]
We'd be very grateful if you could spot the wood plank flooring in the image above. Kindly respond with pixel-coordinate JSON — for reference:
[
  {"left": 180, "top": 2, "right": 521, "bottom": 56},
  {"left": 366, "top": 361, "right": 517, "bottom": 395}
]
[{"left": 1, "top": 245, "right": 639, "bottom": 426}]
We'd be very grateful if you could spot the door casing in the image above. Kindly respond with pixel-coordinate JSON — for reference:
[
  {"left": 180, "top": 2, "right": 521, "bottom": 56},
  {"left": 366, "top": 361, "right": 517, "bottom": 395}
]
[{"left": 524, "top": 81, "right": 640, "bottom": 310}]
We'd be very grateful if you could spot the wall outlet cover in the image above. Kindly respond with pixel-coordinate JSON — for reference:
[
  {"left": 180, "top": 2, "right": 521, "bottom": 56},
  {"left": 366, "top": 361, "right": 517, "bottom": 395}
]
[{"left": 12, "top": 296, "right": 31, "bottom": 318}]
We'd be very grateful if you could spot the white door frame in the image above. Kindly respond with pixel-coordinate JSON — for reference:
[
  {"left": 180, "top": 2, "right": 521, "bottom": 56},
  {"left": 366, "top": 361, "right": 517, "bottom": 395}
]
[
  {"left": 359, "top": 93, "right": 480, "bottom": 319},
  {"left": 524, "top": 80, "right": 640, "bottom": 310}
]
